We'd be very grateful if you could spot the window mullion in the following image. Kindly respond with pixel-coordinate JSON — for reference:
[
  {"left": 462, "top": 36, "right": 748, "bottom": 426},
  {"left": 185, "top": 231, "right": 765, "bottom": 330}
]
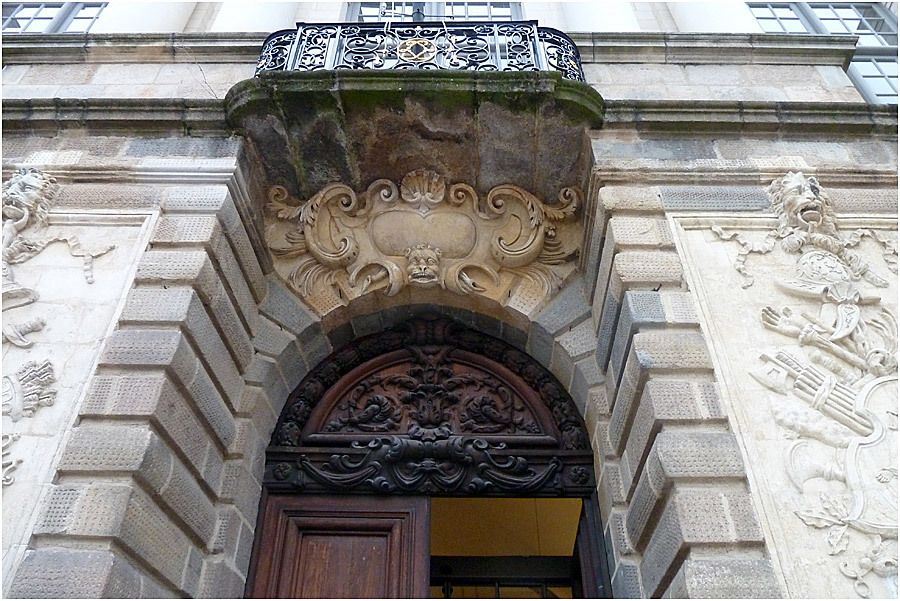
[
  {"left": 794, "top": 3, "right": 829, "bottom": 34},
  {"left": 45, "top": 2, "right": 78, "bottom": 33}
]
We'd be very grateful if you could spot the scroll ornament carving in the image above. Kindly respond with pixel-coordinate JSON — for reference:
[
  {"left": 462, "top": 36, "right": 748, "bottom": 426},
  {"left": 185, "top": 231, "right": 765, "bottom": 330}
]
[
  {"left": 268, "top": 318, "right": 592, "bottom": 496},
  {"left": 266, "top": 169, "right": 581, "bottom": 314},
  {"left": 731, "top": 173, "right": 898, "bottom": 597}
]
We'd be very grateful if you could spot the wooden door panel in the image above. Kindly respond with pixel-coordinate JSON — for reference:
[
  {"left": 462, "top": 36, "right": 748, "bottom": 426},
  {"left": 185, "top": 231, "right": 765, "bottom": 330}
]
[{"left": 249, "top": 495, "right": 430, "bottom": 598}]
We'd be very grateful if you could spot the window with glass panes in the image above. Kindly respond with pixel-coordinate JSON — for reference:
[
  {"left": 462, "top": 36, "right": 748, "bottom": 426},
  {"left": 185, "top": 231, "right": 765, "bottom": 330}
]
[
  {"left": 351, "top": 2, "right": 520, "bottom": 22},
  {"left": 747, "top": 3, "right": 898, "bottom": 104},
  {"left": 2, "top": 2, "right": 105, "bottom": 33}
]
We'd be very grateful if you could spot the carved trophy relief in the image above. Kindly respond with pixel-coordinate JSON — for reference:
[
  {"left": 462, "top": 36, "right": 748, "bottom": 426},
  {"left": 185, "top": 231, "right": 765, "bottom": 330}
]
[
  {"left": 1, "top": 359, "right": 57, "bottom": 487},
  {"left": 2, "top": 167, "right": 116, "bottom": 314},
  {"left": 265, "top": 169, "right": 581, "bottom": 315},
  {"left": 719, "top": 173, "right": 898, "bottom": 598}
]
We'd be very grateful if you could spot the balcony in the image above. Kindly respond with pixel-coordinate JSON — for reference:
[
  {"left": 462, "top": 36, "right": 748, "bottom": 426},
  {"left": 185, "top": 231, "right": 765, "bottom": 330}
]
[{"left": 256, "top": 21, "right": 585, "bottom": 82}]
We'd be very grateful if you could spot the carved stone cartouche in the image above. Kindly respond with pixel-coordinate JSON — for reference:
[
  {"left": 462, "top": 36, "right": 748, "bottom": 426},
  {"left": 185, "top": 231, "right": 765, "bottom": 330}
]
[{"left": 265, "top": 169, "right": 581, "bottom": 315}]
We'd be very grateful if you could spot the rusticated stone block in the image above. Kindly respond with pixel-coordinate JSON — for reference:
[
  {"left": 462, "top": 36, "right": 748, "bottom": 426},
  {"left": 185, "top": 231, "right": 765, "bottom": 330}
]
[
  {"left": 161, "top": 185, "right": 267, "bottom": 301},
  {"left": 253, "top": 316, "right": 308, "bottom": 391},
  {"left": 570, "top": 357, "right": 603, "bottom": 414},
  {"left": 8, "top": 547, "right": 176, "bottom": 598},
  {"left": 620, "top": 381, "right": 726, "bottom": 491},
  {"left": 244, "top": 355, "right": 289, "bottom": 413},
  {"left": 198, "top": 559, "right": 245, "bottom": 599},
  {"left": 630, "top": 331, "right": 712, "bottom": 371},
  {"left": 550, "top": 318, "right": 596, "bottom": 390},
  {"left": 534, "top": 277, "right": 591, "bottom": 337},
  {"left": 80, "top": 374, "right": 224, "bottom": 493},
  {"left": 609, "top": 216, "right": 675, "bottom": 249},
  {"left": 608, "top": 291, "right": 666, "bottom": 379},
  {"left": 659, "top": 291, "right": 699, "bottom": 324},
  {"left": 259, "top": 276, "right": 321, "bottom": 337},
  {"left": 607, "top": 251, "right": 683, "bottom": 302},
  {"left": 639, "top": 487, "right": 765, "bottom": 596},
  {"left": 625, "top": 431, "right": 747, "bottom": 549},
  {"left": 34, "top": 483, "right": 198, "bottom": 592},
  {"left": 598, "top": 461, "right": 626, "bottom": 525},
  {"left": 123, "top": 287, "right": 245, "bottom": 405},
  {"left": 101, "top": 330, "right": 236, "bottom": 448},
  {"left": 594, "top": 290, "right": 621, "bottom": 370},
  {"left": 610, "top": 560, "right": 643, "bottom": 599},
  {"left": 599, "top": 186, "right": 663, "bottom": 212},
  {"left": 135, "top": 250, "right": 253, "bottom": 368},
  {"left": 663, "top": 557, "right": 783, "bottom": 598}
]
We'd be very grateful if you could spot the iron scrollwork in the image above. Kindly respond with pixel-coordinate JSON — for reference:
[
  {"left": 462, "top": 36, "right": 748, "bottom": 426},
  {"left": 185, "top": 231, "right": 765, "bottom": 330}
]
[{"left": 255, "top": 21, "right": 585, "bottom": 82}]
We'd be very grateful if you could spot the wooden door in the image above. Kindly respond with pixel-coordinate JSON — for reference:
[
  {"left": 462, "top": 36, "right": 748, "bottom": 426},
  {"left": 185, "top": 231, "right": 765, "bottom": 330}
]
[{"left": 248, "top": 494, "right": 430, "bottom": 598}]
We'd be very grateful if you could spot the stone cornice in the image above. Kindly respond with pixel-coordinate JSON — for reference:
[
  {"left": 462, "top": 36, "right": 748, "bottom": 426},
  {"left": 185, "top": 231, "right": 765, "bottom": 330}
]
[
  {"left": 569, "top": 32, "right": 857, "bottom": 66},
  {"left": 4, "top": 97, "right": 894, "bottom": 137},
  {"left": 2, "top": 32, "right": 856, "bottom": 68},
  {"left": 1, "top": 32, "right": 266, "bottom": 64},
  {"left": 603, "top": 99, "right": 898, "bottom": 134},
  {"left": 1, "top": 98, "right": 228, "bottom": 135}
]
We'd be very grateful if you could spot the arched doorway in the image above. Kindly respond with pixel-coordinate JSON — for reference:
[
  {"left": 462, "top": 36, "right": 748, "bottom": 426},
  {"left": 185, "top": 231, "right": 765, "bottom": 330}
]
[{"left": 247, "top": 316, "right": 609, "bottom": 598}]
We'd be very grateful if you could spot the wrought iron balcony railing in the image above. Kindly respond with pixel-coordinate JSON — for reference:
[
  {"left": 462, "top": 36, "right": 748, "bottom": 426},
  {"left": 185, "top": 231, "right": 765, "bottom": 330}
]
[{"left": 256, "top": 21, "right": 585, "bottom": 82}]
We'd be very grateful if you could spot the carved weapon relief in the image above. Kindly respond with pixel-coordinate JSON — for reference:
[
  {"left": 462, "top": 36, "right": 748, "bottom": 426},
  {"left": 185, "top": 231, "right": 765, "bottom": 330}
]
[
  {"left": 714, "top": 172, "right": 898, "bottom": 598},
  {"left": 1, "top": 168, "right": 112, "bottom": 486},
  {"left": 265, "top": 169, "right": 581, "bottom": 315}
]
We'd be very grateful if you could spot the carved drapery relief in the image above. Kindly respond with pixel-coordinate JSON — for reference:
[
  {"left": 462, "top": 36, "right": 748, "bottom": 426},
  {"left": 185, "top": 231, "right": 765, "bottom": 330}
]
[
  {"left": 2, "top": 168, "right": 115, "bottom": 312},
  {"left": 266, "top": 317, "right": 593, "bottom": 497},
  {"left": 266, "top": 169, "right": 581, "bottom": 315},
  {"left": 714, "top": 173, "right": 897, "bottom": 598}
]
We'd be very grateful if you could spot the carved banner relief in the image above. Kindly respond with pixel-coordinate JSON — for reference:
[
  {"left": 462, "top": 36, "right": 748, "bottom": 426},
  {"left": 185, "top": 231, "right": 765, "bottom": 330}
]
[
  {"left": 265, "top": 169, "right": 582, "bottom": 316},
  {"left": 1, "top": 169, "right": 152, "bottom": 583},
  {"left": 675, "top": 173, "right": 897, "bottom": 599}
]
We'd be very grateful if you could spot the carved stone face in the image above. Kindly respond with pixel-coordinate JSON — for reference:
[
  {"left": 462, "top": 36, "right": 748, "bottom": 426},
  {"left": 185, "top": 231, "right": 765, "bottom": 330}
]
[
  {"left": 775, "top": 173, "right": 828, "bottom": 231},
  {"left": 2, "top": 169, "right": 55, "bottom": 221},
  {"left": 405, "top": 244, "right": 442, "bottom": 288}
]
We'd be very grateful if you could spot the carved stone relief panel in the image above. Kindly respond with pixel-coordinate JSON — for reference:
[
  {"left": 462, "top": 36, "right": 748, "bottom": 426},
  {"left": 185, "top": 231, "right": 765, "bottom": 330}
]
[
  {"left": 265, "top": 169, "right": 582, "bottom": 316},
  {"left": 1, "top": 169, "right": 153, "bottom": 585},
  {"left": 675, "top": 173, "right": 897, "bottom": 599}
]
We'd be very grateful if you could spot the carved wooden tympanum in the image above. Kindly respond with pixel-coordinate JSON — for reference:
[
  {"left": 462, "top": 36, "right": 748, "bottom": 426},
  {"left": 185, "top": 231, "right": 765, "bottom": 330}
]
[{"left": 266, "top": 317, "right": 594, "bottom": 497}]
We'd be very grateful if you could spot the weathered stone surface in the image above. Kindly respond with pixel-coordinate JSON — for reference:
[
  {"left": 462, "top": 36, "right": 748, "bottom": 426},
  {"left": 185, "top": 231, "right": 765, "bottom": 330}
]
[
  {"left": 599, "top": 186, "right": 663, "bottom": 212},
  {"left": 197, "top": 559, "right": 245, "bottom": 599},
  {"left": 80, "top": 374, "right": 224, "bottom": 493},
  {"left": 663, "top": 557, "right": 783, "bottom": 598},
  {"left": 122, "top": 287, "right": 245, "bottom": 405},
  {"left": 607, "top": 251, "right": 683, "bottom": 301},
  {"left": 100, "top": 330, "right": 236, "bottom": 448},
  {"left": 259, "top": 276, "right": 321, "bottom": 337},
  {"left": 625, "top": 431, "right": 747, "bottom": 549},
  {"left": 610, "top": 559, "right": 643, "bottom": 599},
  {"left": 33, "top": 484, "right": 199, "bottom": 593},
  {"left": 639, "top": 487, "right": 765, "bottom": 596},
  {"left": 620, "top": 380, "right": 726, "bottom": 490},
  {"left": 8, "top": 547, "right": 175, "bottom": 598}
]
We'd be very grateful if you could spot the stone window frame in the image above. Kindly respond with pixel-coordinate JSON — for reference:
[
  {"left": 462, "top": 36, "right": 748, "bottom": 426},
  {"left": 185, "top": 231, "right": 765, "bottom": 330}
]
[
  {"left": 1, "top": 1, "right": 106, "bottom": 33},
  {"left": 345, "top": 1, "right": 523, "bottom": 22},
  {"left": 748, "top": 2, "right": 898, "bottom": 104}
]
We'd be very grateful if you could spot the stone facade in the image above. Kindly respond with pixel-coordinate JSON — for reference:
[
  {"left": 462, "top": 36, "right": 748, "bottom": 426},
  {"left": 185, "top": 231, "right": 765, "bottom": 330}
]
[{"left": 2, "top": 7, "right": 897, "bottom": 599}]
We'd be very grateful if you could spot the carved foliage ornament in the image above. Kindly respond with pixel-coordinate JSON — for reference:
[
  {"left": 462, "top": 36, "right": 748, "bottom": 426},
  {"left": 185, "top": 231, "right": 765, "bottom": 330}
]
[
  {"left": 266, "top": 169, "right": 581, "bottom": 314},
  {"left": 719, "top": 173, "right": 899, "bottom": 597},
  {"left": 266, "top": 317, "right": 593, "bottom": 496}
]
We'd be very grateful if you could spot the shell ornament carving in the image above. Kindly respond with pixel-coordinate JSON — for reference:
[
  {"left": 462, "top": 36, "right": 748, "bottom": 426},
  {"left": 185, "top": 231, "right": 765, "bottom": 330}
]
[{"left": 266, "top": 169, "right": 581, "bottom": 314}]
